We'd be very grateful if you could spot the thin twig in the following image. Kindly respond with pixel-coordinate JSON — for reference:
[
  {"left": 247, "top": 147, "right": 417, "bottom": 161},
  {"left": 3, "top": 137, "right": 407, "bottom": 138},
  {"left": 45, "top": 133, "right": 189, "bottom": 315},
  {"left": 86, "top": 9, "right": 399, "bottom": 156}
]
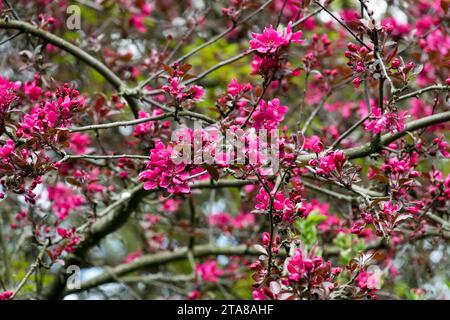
[
  {"left": 313, "top": 1, "right": 370, "bottom": 50},
  {"left": 329, "top": 113, "right": 371, "bottom": 150},
  {"left": 301, "top": 91, "right": 330, "bottom": 134},
  {"left": 292, "top": 8, "right": 323, "bottom": 29},
  {"left": 0, "top": 31, "right": 22, "bottom": 45},
  {"left": 241, "top": 74, "right": 274, "bottom": 128},
  {"left": 138, "top": 0, "right": 273, "bottom": 89},
  {"left": 11, "top": 240, "right": 49, "bottom": 300},
  {"left": 276, "top": 0, "right": 288, "bottom": 27}
]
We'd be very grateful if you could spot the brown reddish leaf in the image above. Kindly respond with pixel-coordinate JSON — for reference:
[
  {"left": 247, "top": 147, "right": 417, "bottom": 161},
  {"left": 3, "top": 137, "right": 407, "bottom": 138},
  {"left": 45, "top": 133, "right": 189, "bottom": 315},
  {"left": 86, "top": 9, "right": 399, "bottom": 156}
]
[
  {"left": 202, "top": 164, "right": 220, "bottom": 181},
  {"left": 179, "top": 63, "right": 192, "bottom": 74},
  {"left": 371, "top": 250, "right": 386, "bottom": 262},
  {"left": 441, "top": 0, "right": 449, "bottom": 14},
  {"left": 162, "top": 63, "right": 174, "bottom": 76},
  {"left": 182, "top": 73, "right": 197, "bottom": 80},
  {"left": 66, "top": 177, "right": 81, "bottom": 186},
  {"left": 371, "top": 174, "right": 389, "bottom": 183},
  {"left": 255, "top": 85, "right": 263, "bottom": 97},
  {"left": 386, "top": 46, "right": 398, "bottom": 64}
]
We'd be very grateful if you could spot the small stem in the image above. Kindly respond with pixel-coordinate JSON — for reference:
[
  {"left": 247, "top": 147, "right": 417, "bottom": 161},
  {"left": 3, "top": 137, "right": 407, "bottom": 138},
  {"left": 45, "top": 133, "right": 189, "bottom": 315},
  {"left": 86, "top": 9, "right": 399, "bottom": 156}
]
[
  {"left": 251, "top": 165, "right": 275, "bottom": 278},
  {"left": 186, "top": 170, "right": 208, "bottom": 181},
  {"left": 276, "top": 0, "right": 288, "bottom": 27},
  {"left": 376, "top": 51, "right": 397, "bottom": 96},
  {"left": 299, "top": 72, "right": 311, "bottom": 130},
  {"left": 241, "top": 75, "right": 274, "bottom": 128}
]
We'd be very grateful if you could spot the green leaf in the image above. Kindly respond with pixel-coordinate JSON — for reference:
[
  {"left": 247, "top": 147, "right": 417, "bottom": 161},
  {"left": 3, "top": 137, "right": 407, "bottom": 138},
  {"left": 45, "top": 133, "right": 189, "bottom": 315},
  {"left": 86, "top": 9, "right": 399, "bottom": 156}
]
[{"left": 305, "top": 212, "right": 327, "bottom": 225}]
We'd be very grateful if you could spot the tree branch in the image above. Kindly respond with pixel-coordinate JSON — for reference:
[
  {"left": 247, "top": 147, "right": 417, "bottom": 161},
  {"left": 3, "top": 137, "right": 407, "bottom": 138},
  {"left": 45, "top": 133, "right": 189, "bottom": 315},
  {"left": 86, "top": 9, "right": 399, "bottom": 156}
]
[
  {"left": 302, "top": 180, "right": 354, "bottom": 202},
  {"left": 297, "top": 111, "right": 450, "bottom": 163},
  {"left": 65, "top": 244, "right": 257, "bottom": 294},
  {"left": 0, "top": 19, "right": 140, "bottom": 117},
  {"left": 61, "top": 154, "right": 150, "bottom": 162},
  {"left": 69, "top": 110, "right": 215, "bottom": 132},
  {"left": 64, "top": 238, "right": 385, "bottom": 295},
  {"left": 396, "top": 84, "right": 448, "bottom": 102},
  {"left": 43, "top": 177, "right": 260, "bottom": 299}
]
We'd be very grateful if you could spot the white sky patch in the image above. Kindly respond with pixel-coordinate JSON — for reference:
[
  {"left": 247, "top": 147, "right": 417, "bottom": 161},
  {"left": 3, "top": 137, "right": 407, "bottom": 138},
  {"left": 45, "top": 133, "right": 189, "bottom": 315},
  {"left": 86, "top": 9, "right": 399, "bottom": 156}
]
[
  {"left": 115, "top": 38, "right": 144, "bottom": 60},
  {"left": 192, "top": 0, "right": 206, "bottom": 11},
  {"left": 388, "top": 6, "right": 408, "bottom": 24},
  {"left": 203, "top": 198, "right": 227, "bottom": 216},
  {"left": 365, "top": 0, "right": 388, "bottom": 21},
  {"left": 318, "top": 10, "right": 333, "bottom": 23},
  {"left": 316, "top": 1, "right": 392, "bottom": 25},
  {"left": 119, "top": 125, "right": 134, "bottom": 136},
  {"left": 430, "top": 248, "right": 444, "bottom": 264}
]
